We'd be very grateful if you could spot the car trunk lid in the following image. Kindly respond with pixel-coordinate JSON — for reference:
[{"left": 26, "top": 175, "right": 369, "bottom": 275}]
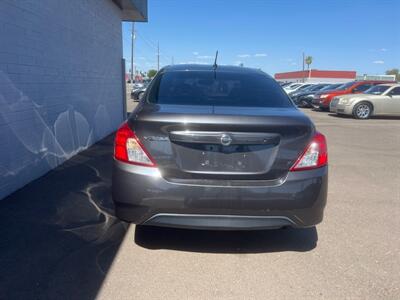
[{"left": 130, "top": 104, "right": 314, "bottom": 181}]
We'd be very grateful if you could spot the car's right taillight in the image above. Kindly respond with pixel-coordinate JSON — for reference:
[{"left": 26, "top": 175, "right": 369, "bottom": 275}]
[
  {"left": 114, "top": 122, "right": 157, "bottom": 167},
  {"left": 290, "top": 132, "right": 328, "bottom": 171}
]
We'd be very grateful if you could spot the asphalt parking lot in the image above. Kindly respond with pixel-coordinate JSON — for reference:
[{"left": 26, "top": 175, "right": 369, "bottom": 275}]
[{"left": 1, "top": 109, "right": 399, "bottom": 299}]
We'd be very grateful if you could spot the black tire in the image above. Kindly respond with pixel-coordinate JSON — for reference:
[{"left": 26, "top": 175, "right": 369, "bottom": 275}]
[{"left": 353, "top": 102, "right": 372, "bottom": 119}]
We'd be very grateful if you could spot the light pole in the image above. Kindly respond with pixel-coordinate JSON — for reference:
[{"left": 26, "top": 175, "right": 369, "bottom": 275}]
[
  {"left": 302, "top": 52, "right": 305, "bottom": 82},
  {"left": 131, "top": 22, "right": 135, "bottom": 82}
]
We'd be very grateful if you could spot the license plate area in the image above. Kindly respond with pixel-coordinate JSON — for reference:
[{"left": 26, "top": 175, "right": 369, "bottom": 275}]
[{"left": 171, "top": 142, "right": 279, "bottom": 174}]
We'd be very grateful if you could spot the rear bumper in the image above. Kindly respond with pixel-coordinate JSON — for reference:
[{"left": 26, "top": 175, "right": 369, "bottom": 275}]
[
  {"left": 112, "top": 161, "right": 328, "bottom": 230},
  {"left": 143, "top": 214, "right": 294, "bottom": 230}
]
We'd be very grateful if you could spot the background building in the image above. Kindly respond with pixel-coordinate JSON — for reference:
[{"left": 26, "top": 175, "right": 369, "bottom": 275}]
[
  {"left": 0, "top": 0, "right": 147, "bottom": 199},
  {"left": 356, "top": 74, "right": 396, "bottom": 81},
  {"left": 275, "top": 69, "right": 356, "bottom": 83}
]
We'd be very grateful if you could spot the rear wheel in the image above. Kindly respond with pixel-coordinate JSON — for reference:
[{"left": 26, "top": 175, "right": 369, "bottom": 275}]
[{"left": 353, "top": 102, "right": 372, "bottom": 119}]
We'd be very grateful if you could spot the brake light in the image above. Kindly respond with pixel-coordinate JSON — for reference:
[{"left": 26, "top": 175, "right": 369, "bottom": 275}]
[
  {"left": 114, "top": 122, "right": 157, "bottom": 167},
  {"left": 290, "top": 132, "right": 328, "bottom": 171}
]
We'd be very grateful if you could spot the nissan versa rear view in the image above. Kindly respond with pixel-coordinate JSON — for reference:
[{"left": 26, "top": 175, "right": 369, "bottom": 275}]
[{"left": 112, "top": 64, "right": 328, "bottom": 230}]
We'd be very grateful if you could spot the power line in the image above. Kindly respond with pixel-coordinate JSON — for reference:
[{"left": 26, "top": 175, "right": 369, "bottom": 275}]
[
  {"left": 135, "top": 31, "right": 158, "bottom": 51},
  {"left": 123, "top": 28, "right": 174, "bottom": 70},
  {"left": 135, "top": 31, "right": 173, "bottom": 66}
]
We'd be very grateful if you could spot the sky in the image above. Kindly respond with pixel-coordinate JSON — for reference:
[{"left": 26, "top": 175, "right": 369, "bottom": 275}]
[{"left": 122, "top": 0, "right": 400, "bottom": 75}]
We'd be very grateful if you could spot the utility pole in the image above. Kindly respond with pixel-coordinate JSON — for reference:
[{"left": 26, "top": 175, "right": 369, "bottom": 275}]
[
  {"left": 131, "top": 22, "right": 135, "bottom": 82},
  {"left": 157, "top": 42, "right": 160, "bottom": 71}
]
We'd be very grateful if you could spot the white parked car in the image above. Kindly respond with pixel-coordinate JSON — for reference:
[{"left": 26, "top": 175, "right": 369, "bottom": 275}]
[{"left": 284, "top": 83, "right": 314, "bottom": 94}]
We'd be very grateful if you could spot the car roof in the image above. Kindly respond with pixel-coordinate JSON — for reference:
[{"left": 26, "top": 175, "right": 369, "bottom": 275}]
[
  {"left": 161, "top": 64, "right": 266, "bottom": 75},
  {"left": 376, "top": 83, "right": 400, "bottom": 87}
]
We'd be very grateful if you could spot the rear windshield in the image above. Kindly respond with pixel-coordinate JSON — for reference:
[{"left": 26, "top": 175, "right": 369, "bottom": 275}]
[
  {"left": 336, "top": 81, "right": 356, "bottom": 91},
  {"left": 287, "top": 84, "right": 301, "bottom": 89},
  {"left": 148, "top": 71, "right": 292, "bottom": 107},
  {"left": 321, "top": 84, "right": 341, "bottom": 91},
  {"left": 298, "top": 84, "right": 313, "bottom": 90},
  {"left": 311, "top": 84, "right": 329, "bottom": 91}
]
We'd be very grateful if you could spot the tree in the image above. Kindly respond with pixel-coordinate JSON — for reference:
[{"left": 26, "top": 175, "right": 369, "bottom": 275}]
[
  {"left": 305, "top": 56, "right": 313, "bottom": 70},
  {"left": 385, "top": 68, "right": 400, "bottom": 81},
  {"left": 147, "top": 69, "right": 157, "bottom": 78}
]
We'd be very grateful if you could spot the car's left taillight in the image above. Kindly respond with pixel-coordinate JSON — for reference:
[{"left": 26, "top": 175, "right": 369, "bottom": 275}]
[
  {"left": 290, "top": 132, "right": 328, "bottom": 172},
  {"left": 114, "top": 122, "right": 157, "bottom": 167}
]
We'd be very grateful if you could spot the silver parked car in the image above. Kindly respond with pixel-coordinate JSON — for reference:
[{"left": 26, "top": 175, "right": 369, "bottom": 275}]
[{"left": 330, "top": 84, "right": 400, "bottom": 119}]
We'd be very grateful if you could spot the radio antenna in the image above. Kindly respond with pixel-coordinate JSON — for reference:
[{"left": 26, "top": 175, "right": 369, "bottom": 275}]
[{"left": 213, "top": 50, "right": 219, "bottom": 69}]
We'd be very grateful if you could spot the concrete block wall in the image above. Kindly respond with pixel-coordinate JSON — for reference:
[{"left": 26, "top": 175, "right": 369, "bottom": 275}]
[{"left": 0, "top": 0, "right": 124, "bottom": 199}]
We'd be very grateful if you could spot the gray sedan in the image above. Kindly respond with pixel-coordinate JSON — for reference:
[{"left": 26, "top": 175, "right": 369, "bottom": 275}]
[{"left": 112, "top": 64, "right": 328, "bottom": 230}]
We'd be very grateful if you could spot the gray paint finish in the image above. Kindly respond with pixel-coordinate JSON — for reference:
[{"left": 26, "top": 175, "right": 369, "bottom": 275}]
[
  {"left": 0, "top": 0, "right": 128, "bottom": 199},
  {"left": 112, "top": 65, "right": 327, "bottom": 229}
]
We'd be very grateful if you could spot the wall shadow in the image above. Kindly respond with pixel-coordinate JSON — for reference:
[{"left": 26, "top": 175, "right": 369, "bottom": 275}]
[
  {"left": 0, "top": 134, "right": 128, "bottom": 300},
  {"left": 134, "top": 225, "right": 318, "bottom": 254}
]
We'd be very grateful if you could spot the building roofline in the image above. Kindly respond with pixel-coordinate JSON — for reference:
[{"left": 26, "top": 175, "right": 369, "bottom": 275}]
[
  {"left": 112, "top": 0, "right": 148, "bottom": 21},
  {"left": 275, "top": 69, "right": 356, "bottom": 80}
]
